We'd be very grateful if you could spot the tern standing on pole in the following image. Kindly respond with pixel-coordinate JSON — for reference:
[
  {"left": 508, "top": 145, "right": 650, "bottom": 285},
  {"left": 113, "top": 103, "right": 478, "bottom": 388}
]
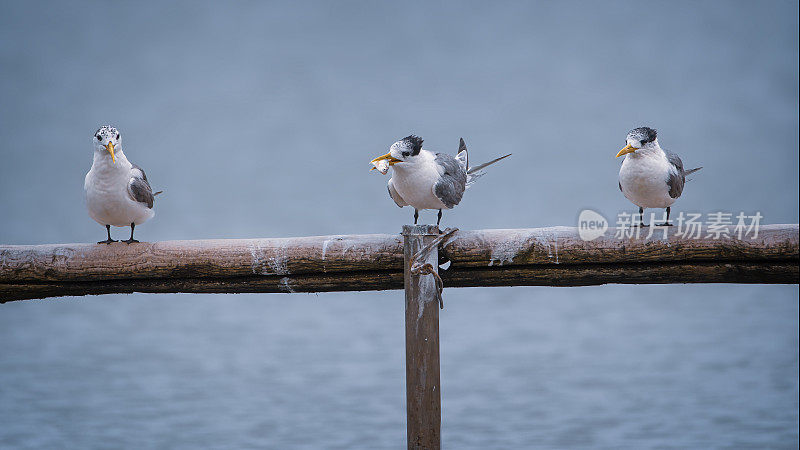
[
  {"left": 616, "top": 127, "right": 702, "bottom": 227},
  {"left": 85, "top": 126, "right": 161, "bottom": 244},
  {"left": 371, "top": 136, "right": 511, "bottom": 226}
]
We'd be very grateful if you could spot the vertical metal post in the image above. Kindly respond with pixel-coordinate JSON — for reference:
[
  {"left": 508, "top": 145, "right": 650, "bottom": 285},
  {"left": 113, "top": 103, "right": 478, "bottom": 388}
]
[{"left": 402, "top": 224, "right": 441, "bottom": 450}]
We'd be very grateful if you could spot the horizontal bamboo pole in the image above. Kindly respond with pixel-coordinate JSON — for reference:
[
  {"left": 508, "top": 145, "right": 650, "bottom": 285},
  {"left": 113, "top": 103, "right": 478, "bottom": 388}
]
[{"left": 1, "top": 225, "right": 797, "bottom": 302}]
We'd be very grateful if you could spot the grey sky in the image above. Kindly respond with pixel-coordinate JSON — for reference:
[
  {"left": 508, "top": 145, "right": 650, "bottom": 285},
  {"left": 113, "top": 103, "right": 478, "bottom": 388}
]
[{"left": 0, "top": 0, "right": 797, "bottom": 243}]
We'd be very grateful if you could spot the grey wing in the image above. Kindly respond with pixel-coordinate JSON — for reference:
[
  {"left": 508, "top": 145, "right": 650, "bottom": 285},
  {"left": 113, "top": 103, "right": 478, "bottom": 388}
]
[
  {"left": 128, "top": 164, "right": 155, "bottom": 208},
  {"left": 387, "top": 178, "right": 408, "bottom": 207},
  {"left": 433, "top": 152, "right": 467, "bottom": 208},
  {"left": 665, "top": 151, "right": 686, "bottom": 199}
]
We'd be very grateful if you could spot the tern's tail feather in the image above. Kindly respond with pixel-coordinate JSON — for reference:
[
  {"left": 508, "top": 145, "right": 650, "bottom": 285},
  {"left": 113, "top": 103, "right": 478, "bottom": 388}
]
[
  {"left": 466, "top": 153, "right": 512, "bottom": 186},
  {"left": 455, "top": 137, "right": 511, "bottom": 186},
  {"left": 468, "top": 153, "right": 512, "bottom": 174},
  {"left": 684, "top": 167, "right": 702, "bottom": 177}
]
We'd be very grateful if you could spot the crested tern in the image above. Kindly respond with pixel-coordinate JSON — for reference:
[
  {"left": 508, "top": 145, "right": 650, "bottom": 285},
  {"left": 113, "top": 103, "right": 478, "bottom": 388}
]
[
  {"left": 85, "top": 125, "right": 160, "bottom": 244},
  {"left": 616, "top": 127, "right": 701, "bottom": 227},
  {"left": 371, "top": 135, "right": 511, "bottom": 226}
]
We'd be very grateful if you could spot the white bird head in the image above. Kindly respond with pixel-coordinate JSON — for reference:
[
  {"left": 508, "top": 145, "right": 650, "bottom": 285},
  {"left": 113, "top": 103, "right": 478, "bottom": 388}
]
[
  {"left": 94, "top": 125, "right": 121, "bottom": 163},
  {"left": 370, "top": 135, "right": 424, "bottom": 172},
  {"left": 617, "top": 126, "right": 658, "bottom": 157}
]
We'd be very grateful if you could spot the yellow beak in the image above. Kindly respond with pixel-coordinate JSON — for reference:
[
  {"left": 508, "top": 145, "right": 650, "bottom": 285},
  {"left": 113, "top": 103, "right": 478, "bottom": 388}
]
[
  {"left": 369, "top": 152, "right": 402, "bottom": 171},
  {"left": 616, "top": 144, "right": 636, "bottom": 158},
  {"left": 105, "top": 142, "right": 116, "bottom": 163}
]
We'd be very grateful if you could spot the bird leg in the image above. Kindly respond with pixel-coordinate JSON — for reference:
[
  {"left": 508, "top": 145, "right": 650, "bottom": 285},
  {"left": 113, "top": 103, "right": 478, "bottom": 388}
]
[
  {"left": 122, "top": 223, "right": 140, "bottom": 244},
  {"left": 413, "top": 209, "right": 419, "bottom": 225},
  {"left": 437, "top": 209, "right": 443, "bottom": 227},
  {"left": 657, "top": 207, "right": 673, "bottom": 227},
  {"left": 98, "top": 224, "right": 117, "bottom": 244},
  {"left": 635, "top": 206, "right": 649, "bottom": 227}
]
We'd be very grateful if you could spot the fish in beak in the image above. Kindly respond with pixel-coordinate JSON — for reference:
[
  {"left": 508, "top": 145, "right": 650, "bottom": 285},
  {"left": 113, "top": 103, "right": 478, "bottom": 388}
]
[
  {"left": 616, "top": 144, "right": 637, "bottom": 158},
  {"left": 369, "top": 152, "right": 402, "bottom": 172},
  {"left": 105, "top": 142, "right": 116, "bottom": 163}
]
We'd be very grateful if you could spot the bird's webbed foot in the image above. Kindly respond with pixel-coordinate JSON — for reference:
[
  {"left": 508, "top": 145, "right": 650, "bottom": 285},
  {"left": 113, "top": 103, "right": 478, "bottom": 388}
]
[
  {"left": 123, "top": 223, "right": 139, "bottom": 244},
  {"left": 99, "top": 225, "right": 117, "bottom": 244}
]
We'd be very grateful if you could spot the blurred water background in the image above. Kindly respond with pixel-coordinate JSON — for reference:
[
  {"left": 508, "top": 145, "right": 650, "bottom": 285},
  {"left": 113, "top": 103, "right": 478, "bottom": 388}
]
[{"left": 1, "top": 1, "right": 798, "bottom": 448}]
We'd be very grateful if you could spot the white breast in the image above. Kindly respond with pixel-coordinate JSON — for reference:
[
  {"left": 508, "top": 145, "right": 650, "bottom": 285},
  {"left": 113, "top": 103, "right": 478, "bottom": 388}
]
[
  {"left": 389, "top": 151, "right": 449, "bottom": 210},
  {"left": 84, "top": 151, "right": 154, "bottom": 227},
  {"left": 618, "top": 149, "right": 676, "bottom": 209}
]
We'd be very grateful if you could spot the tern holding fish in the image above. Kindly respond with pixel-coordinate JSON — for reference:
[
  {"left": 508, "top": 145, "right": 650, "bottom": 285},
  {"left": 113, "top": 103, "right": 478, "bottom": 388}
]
[{"left": 370, "top": 135, "right": 510, "bottom": 226}]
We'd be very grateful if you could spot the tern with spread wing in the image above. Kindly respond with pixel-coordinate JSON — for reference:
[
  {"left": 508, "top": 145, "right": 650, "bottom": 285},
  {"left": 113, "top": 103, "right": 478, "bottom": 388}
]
[
  {"left": 371, "top": 135, "right": 510, "bottom": 226},
  {"left": 85, "top": 125, "right": 161, "bottom": 244},
  {"left": 616, "top": 127, "right": 701, "bottom": 227}
]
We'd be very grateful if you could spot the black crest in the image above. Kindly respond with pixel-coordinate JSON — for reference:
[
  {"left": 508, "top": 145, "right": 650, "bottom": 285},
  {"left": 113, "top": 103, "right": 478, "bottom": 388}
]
[
  {"left": 95, "top": 125, "right": 119, "bottom": 140},
  {"left": 400, "top": 135, "right": 423, "bottom": 156},
  {"left": 629, "top": 127, "right": 657, "bottom": 144}
]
